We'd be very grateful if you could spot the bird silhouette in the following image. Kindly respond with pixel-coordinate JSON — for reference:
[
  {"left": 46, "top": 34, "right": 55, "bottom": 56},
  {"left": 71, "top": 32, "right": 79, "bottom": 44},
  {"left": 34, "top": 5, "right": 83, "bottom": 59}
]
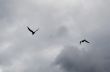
[
  {"left": 27, "top": 26, "right": 39, "bottom": 35},
  {"left": 80, "top": 39, "right": 90, "bottom": 44}
]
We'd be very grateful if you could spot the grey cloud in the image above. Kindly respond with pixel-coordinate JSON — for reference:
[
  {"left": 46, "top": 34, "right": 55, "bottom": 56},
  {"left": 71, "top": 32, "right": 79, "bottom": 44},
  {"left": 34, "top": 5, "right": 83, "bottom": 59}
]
[
  {"left": 0, "top": 0, "right": 110, "bottom": 72},
  {"left": 54, "top": 0, "right": 110, "bottom": 72},
  {"left": 55, "top": 38, "right": 110, "bottom": 72},
  {"left": 0, "top": 0, "right": 74, "bottom": 71}
]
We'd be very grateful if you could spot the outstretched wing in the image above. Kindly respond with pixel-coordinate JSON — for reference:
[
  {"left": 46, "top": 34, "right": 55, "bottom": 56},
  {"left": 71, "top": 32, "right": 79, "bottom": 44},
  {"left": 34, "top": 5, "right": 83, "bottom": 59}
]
[
  {"left": 27, "top": 26, "right": 33, "bottom": 33},
  {"left": 85, "top": 40, "right": 90, "bottom": 43},
  {"left": 34, "top": 28, "right": 39, "bottom": 32}
]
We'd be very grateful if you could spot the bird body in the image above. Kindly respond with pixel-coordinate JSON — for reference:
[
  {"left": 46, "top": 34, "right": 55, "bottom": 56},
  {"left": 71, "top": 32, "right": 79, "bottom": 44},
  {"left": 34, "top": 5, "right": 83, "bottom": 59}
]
[
  {"left": 80, "top": 39, "right": 90, "bottom": 44},
  {"left": 27, "top": 26, "right": 39, "bottom": 35}
]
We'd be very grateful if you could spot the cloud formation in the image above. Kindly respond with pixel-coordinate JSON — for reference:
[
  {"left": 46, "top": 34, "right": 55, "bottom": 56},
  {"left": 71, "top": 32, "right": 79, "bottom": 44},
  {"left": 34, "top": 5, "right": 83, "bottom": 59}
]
[{"left": 0, "top": 0, "right": 110, "bottom": 72}]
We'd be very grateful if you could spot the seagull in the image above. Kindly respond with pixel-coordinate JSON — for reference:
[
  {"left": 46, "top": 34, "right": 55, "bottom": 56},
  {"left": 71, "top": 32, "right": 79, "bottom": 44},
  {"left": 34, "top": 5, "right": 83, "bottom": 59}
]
[
  {"left": 80, "top": 39, "right": 90, "bottom": 44},
  {"left": 27, "top": 26, "right": 39, "bottom": 35}
]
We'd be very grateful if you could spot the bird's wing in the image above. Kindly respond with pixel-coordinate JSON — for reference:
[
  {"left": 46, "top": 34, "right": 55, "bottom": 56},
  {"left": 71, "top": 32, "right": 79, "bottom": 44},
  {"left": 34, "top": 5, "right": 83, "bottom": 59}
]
[
  {"left": 87, "top": 41, "right": 90, "bottom": 43},
  {"left": 35, "top": 28, "right": 39, "bottom": 32},
  {"left": 85, "top": 40, "right": 90, "bottom": 43},
  {"left": 27, "top": 26, "right": 33, "bottom": 32}
]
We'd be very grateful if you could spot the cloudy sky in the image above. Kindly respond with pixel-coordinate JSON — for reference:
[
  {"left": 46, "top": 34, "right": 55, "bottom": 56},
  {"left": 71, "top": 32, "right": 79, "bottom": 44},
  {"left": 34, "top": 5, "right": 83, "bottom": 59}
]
[{"left": 0, "top": 0, "right": 110, "bottom": 72}]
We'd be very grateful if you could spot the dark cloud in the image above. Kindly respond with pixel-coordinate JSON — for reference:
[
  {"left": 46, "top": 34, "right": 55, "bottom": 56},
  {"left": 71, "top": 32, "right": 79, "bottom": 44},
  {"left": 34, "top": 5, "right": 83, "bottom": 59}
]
[
  {"left": 55, "top": 36, "right": 110, "bottom": 72},
  {"left": 54, "top": 0, "right": 110, "bottom": 72}
]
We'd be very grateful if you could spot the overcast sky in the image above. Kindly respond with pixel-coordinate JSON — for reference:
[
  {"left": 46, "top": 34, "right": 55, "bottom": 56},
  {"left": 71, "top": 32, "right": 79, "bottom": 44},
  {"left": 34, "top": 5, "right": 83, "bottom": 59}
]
[{"left": 0, "top": 0, "right": 110, "bottom": 72}]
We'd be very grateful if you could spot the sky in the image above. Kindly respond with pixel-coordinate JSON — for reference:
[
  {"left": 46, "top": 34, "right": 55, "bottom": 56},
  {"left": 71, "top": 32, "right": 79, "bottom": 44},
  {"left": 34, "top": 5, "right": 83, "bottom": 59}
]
[{"left": 0, "top": 0, "right": 110, "bottom": 72}]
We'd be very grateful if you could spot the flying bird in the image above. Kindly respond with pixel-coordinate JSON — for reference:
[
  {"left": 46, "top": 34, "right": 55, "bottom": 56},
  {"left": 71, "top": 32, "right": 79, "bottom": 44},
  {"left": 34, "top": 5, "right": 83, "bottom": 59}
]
[
  {"left": 80, "top": 39, "right": 90, "bottom": 44},
  {"left": 27, "top": 26, "right": 39, "bottom": 35}
]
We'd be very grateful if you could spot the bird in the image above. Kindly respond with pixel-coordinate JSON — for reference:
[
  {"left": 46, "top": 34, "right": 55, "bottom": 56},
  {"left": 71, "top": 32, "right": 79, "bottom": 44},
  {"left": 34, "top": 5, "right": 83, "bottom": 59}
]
[
  {"left": 80, "top": 39, "right": 90, "bottom": 44},
  {"left": 27, "top": 26, "right": 39, "bottom": 35}
]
